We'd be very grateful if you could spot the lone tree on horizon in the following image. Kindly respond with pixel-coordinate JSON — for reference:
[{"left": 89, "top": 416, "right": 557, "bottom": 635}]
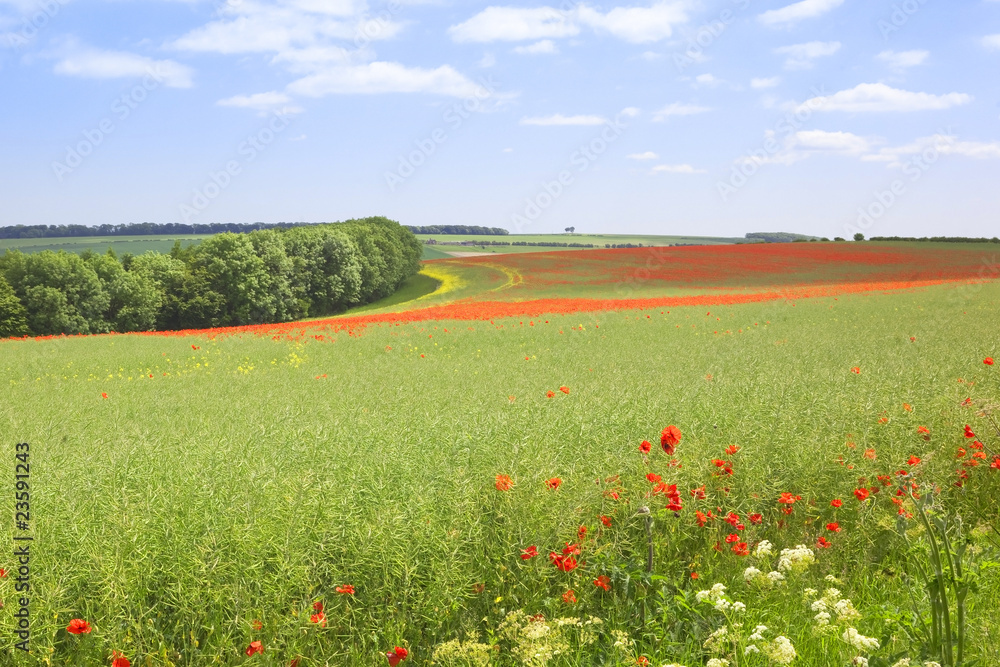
[{"left": 564, "top": 226, "right": 576, "bottom": 234}]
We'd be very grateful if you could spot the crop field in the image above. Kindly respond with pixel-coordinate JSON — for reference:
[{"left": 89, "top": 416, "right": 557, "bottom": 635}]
[
  {"left": 0, "top": 236, "right": 209, "bottom": 257},
  {"left": 2, "top": 243, "right": 999, "bottom": 667},
  {"left": 414, "top": 234, "right": 741, "bottom": 258}
]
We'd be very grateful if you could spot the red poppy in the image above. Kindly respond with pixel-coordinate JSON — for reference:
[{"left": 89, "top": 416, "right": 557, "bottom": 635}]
[
  {"left": 101, "top": 393, "right": 108, "bottom": 399},
  {"left": 689, "top": 485, "right": 706, "bottom": 499},
  {"left": 724, "top": 444, "right": 740, "bottom": 455},
  {"left": 546, "top": 390, "right": 555, "bottom": 398},
  {"left": 67, "top": 619, "right": 92, "bottom": 635},
  {"left": 777, "top": 492, "right": 801, "bottom": 505},
  {"left": 495, "top": 474, "right": 513, "bottom": 491},
  {"left": 313, "top": 601, "right": 324, "bottom": 612},
  {"left": 731, "top": 542, "right": 749, "bottom": 556},
  {"left": 639, "top": 440, "right": 651, "bottom": 453},
  {"left": 695, "top": 510, "right": 709, "bottom": 527},
  {"left": 660, "top": 425, "right": 682, "bottom": 454},
  {"left": 851, "top": 367, "right": 860, "bottom": 374},
  {"left": 723, "top": 512, "right": 740, "bottom": 527},
  {"left": 545, "top": 477, "right": 562, "bottom": 490},
  {"left": 666, "top": 500, "right": 683, "bottom": 511},
  {"left": 561, "top": 542, "right": 582, "bottom": 556},
  {"left": 600, "top": 515, "right": 612, "bottom": 528},
  {"left": 991, "top": 457, "right": 1000, "bottom": 469},
  {"left": 690, "top": 572, "right": 700, "bottom": 579},
  {"left": 917, "top": 426, "right": 930, "bottom": 434},
  {"left": 749, "top": 513, "right": 763, "bottom": 524},
  {"left": 636, "top": 657, "right": 650, "bottom": 666},
  {"left": 0, "top": 568, "right": 7, "bottom": 577},
  {"left": 985, "top": 357, "right": 994, "bottom": 366},
  {"left": 830, "top": 498, "right": 843, "bottom": 508},
  {"left": 336, "top": 585, "right": 355, "bottom": 595},
  {"left": 964, "top": 425, "right": 976, "bottom": 438},
  {"left": 310, "top": 612, "right": 327, "bottom": 627},
  {"left": 577, "top": 525, "right": 587, "bottom": 540},
  {"left": 646, "top": 473, "right": 662, "bottom": 483},
  {"left": 816, "top": 536, "right": 832, "bottom": 548},
  {"left": 386, "top": 647, "right": 409, "bottom": 666},
  {"left": 826, "top": 522, "right": 841, "bottom": 532},
  {"left": 593, "top": 575, "right": 611, "bottom": 591},
  {"left": 725, "top": 533, "right": 739, "bottom": 543},
  {"left": 290, "top": 659, "right": 301, "bottom": 667},
  {"left": 245, "top": 641, "right": 264, "bottom": 657},
  {"left": 562, "top": 589, "right": 577, "bottom": 604},
  {"left": 251, "top": 619, "right": 263, "bottom": 631},
  {"left": 854, "top": 488, "right": 870, "bottom": 502},
  {"left": 907, "top": 455, "right": 921, "bottom": 466},
  {"left": 903, "top": 403, "right": 913, "bottom": 411},
  {"left": 521, "top": 545, "right": 538, "bottom": 560},
  {"left": 549, "top": 554, "right": 578, "bottom": 572},
  {"left": 863, "top": 448, "right": 877, "bottom": 460},
  {"left": 559, "top": 386, "right": 570, "bottom": 394}
]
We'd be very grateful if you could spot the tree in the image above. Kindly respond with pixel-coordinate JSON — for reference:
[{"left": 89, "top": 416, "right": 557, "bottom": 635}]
[
  {"left": 854, "top": 233, "right": 865, "bottom": 241},
  {"left": 0, "top": 274, "right": 29, "bottom": 338}
]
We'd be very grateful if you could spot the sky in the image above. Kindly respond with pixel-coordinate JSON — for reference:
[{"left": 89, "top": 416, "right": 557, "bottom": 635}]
[{"left": 1, "top": 0, "right": 999, "bottom": 239}]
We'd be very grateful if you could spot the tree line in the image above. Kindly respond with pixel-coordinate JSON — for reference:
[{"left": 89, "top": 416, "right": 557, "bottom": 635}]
[
  {"left": 0, "top": 221, "right": 338, "bottom": 239},
  {"left": 405, "top": 225, "right": 509, "bottom": 235},
  {"left": 0, "top": 217, "right": 421, "bottom": 338}
]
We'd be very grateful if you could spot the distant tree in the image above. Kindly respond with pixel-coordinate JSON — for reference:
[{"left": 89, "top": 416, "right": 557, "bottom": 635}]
[
  {"left": 0, "top": 274, "right": 29, "bottom": 338},
  {"left": 834, "top": 237, "right": 846, "bottom": 242},
  {"left": 854, "top": 233, "right": 865, "bottom": 241}
]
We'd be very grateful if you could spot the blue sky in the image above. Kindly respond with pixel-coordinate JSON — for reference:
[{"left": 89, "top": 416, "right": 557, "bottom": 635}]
[{"left": 2, "top": 0, "right": 999, "bottom": 238}]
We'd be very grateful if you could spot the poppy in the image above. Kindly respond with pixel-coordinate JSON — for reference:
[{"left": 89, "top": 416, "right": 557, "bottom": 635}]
[
  {"left": 777, "top": 492, "right": 801, "bottom": 505},
  {"left": 725, "top": 533, "right": 739, "bottom": 543},
  {"left": 691, "top": 572, "right": 700, "bottom": 579},
  {"left": 907, "top": 455, "right": 921, "bottom": 466},
  {"left": 111, "top": 651, "right": 130, "bottom": 667},
  {"left": 695, "top": 510, "right": 709, "bottom": 527},
  {"left": 724, "top": 445, "right": 740, "bottom": 455},
  {"left": 690, "top": 485, "right": 706, "bottom": 499},
  {"left": 545, "top": 477, "right": 562, "bottom": 490},
  {"left": 495, "top": 474, "right": 513, "bottom": 491},
  {"left": 593, "top": 575, "right": 611, "bottom": 591},
  {"left": 826, "top": 522, "right": 841, "bottom": 532},
  {"left": 559, "top": 386, "right": 570, "bottom": 394},
  {"left": 335, "top": 584, "right": 354, "bottom": 595},
  {"left": 386, "top": 647, "right": 409, "bottom": 666},
  {"left": 660, "top": 425, "right": 682, "bottom": 455},
  {"left": 251, "top": 620, "right": 263, "bottom": 631},
  {"left": 577, "top": 525, "right": 587, "bottom": 540},
  {"left": 562, "top": 589, "right": 577, "bottom": 604},
  {"left": 991, "top": 457, "right": 1000, "bottom": 469},
  {"left": 521, "top": 545, "right": 538, "bottom": 560},
  {"left": 851, "top": 367, "right": 860, "bottom": 374},
  {"left": 731, "top": 542, "right": 749, "bottom": 556},
  {"left": 666, "top": 500, "right": 683, "bottom": 512},
  {"left": 964, "top": 425, "right": 976, "bottom": 438},
  {"left": 549, "top": 554, "right": 578, "bottom": 573},
  {"left": 863, "top": 448, "right": 877, "bottom": 460},
  {"left": 985, "top": 357, "right": 994, "bottom": 366},
  {"left": 546, "top": 390, "right": 555, "bottom": 398},
  {"left": 749, "top": 513, "right": 763, "bottom": 524},
  {"left": 903, "top": 403, "right": 913, "bottom": 411},
  {"left": 310, "top": 612, "right": 326, "bottom": 627},
  {"left": 639, "top": 440, "right": 651, "bottom": 454},
  {"left": 646, "top": 473, "right": 662, "bottom": 483},
  {"left": 830, "top": 499, "right": 843, "bottom": 508},
  {"left": 0, "top": 568, "right": 7, "bottom": 577},
  {"left": 290, "top": 659, "right": 301, "bottom": 667},
  {"left": 67, "top": 619, "right": 92, "bottom": 635},
  {"left": 101, "top": 393, "right": 108, "bottom": 399},
  {"left": 245, "top": 641, "right": 264, "bottom": 657},
  {"left": 917, "top": 426, "right": 930, "bottom": 434},
  {"left": 854, "top": 488, "right": 870, "bottom": 502},
  {"left": 816, "top": 536, "right": 832, "bottom": 549},
  {"left": 599, "top": 515, "right": 612, "bottom": 528}
]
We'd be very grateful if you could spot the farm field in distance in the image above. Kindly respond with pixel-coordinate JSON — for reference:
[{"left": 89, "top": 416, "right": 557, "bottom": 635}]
[
  {"left": 2, "top": 242, "right": 999, "bottom": 667},
  {"left": 0, "top": 235, "right": 210, "bottom": 257}
]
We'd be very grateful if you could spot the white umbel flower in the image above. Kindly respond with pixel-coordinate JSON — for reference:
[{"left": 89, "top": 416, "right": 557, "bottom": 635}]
[
  {"left": 842, "top": 627, "right": 880, "bottom": 651},
  {"left": 777, "top": 545, "right": 815, "bottom": 573},
  {"left": 766, "top": 635, "right": 797, "bottom": 665},
  {"left": 853, "top": 658, "right": 869, "bottom": 667},
  {"left": 706, "top": 660, "right": 730, "bottom": 667},
  {"left": 754, "top": 540, "right": 774, "bottom": 558}
]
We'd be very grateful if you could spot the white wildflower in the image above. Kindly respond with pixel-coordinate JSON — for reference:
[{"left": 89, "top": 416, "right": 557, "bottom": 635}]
[
  {"left": 835, "top": 598, "right": 862, "bottom": 622},
  {"left": 777, "top": 545, "right": 815, "bottom": 573},
  {"left": 766, "top": 635, "right": 797, "bottom": 665},
  {"left": 732, "top": 602, "right": 746, "bottom": 613},
  {"left": 743, "top": 566, "right": 763, "bottom": 583},
  {"left": 924, "top": 663, "right": 942, "bottom": 667},
  {"left": 803, "top": 588, "right": 818, "bottom": 598},
  {"left": 853, "top": 658, "right": 869, "bottom": 667},
  {"left": 714, "top": 598, "right": 732, "bottom": 612},
  {"left": 706, "top": 660, "right": 730, "bottom": 667},
  {"left": 745, "top": 645, "right": 761, "bottom": 655},
  {"left": 767, "top": 571, "right": 786, "bottom": 585},
  {"left": 754, "top": 540, "right": 774, "bottom": 558},
  {"left": 814, "top": 611, "right": 831, "bottom": 626},
  {"left": 891, "top": 660, "right": 911, "bottom": 667},
  {"left": 825, "top": 574, "right": 842, "bottom": 584},
  {"left": 842, "top": 627, "right": 880, "bottom": 651},
  {"left": 811, "top": 599, "right": 828, "bottom": 612},
  {"left": 749, "top": 625, "right": 768, "bottom": 641}
]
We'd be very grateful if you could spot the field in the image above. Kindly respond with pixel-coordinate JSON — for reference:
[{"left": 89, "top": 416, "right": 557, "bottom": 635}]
[
  {"left": 2, "top": 243, "right": 999, "bottom": 667},
  {"left": 414, "top": 234, "right": 742, "bottom": 258},
  {"left": 0, "top": 236, "right": 210, "bottom": 257}
]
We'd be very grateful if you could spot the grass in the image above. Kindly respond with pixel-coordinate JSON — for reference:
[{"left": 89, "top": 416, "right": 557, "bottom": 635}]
[
  {"left": 1, "top": 249, "right": 999, "bottom": 667},
  {"left": 416, "top": 233, "right": 742, "bottom": 256}
]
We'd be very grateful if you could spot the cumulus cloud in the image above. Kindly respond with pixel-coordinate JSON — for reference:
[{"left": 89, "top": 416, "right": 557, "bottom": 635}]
[
  {"left": 512, "top": 39, "right": 557, "bottom": 55},
  {"left": 876, "top": 49, "right": 928, "bottom": 71},
  {"left": 53, "top": 46, "right": 193, "bottom": 87},
  {"left": 796, "top": 83, "right": 972, "bottom": 112},
  {"left": 773, "top": 41, "right": 840, "bottom": 69},
  {"left": 758, "top": 0, "right": 843, "bottom": 27},
  {"left": 627, "top": 151, "right": 659, "bottom": 160},
  {"left": 751, "top": 76, "right": 781, "bottom": 89},
  {"left": 519, "top": 113, "right": 607, "bottom": 125},
  {"left": 287, "top": 61, "right": 486, "bottom": 96},
  {"left": 862, "top": 135, "right": 1000, "bottom": 167},
  {"left": 217, "top": 91, "right": 303, "bottom": 114},
  {"left": 651, "top": 163, "right": 706, "bottom": 173},
  {"left": 652, "top": 102, "right": 710, "bottom": 120}
]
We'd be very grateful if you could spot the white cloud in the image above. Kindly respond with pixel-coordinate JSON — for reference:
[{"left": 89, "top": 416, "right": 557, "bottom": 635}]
[
  {"left": 758, "top": 0, "right": 843, "bottom": 27},
  {"left": 53, "top": 47, "right": 193, "bottom": 88},
  {"left": 513, "top": 39, "right": 557, "bottom": 55},
  {"left": 751, "top": 76, "right": 781, "bottom": 89},
  {"left": 478, "top": 53, "right": 497, "bottom": 67},
  {"left": 448, "top": 6, "right": 579, "bottom": 42},
  {"left": 449, "top": 2, "right": 688, "bottom": 44},
  {"left": 983, "top": 34, "right": 1000, "bottom": 50},
  {"left": 652, "top": 102, "right": 710, "bottom": 120},
  {"left": 693, "top": 72, "right": 720, "bottom": 87},
  {"left": 876, "top": 49, "right": 928, "bottom": 71},
  {"left": 773, "top": 41, "right": 840, "bottom": 70},
  {"left": 862, "top": 135, "right": 1000, "bottom": 167},
  {"left": 797, "top": 83, "right": 972, "bottom": 112},
  {"left": 651, "top": 163, "right": 706, "bottom": 174},
  {"left": 520, "top": 113, "right": 607, "bottom": 126},
  {"left": 744, "top": 129, "right": 881, "bottom": 166},
  {"left": 287, "top": 62, "right": 485, "bottom": 96},
  {"left": 217, "top": 91, "right": 303, "bottom": 114},
  {"left": 627, "top": 151, "right": 659, "bottom": 160}
]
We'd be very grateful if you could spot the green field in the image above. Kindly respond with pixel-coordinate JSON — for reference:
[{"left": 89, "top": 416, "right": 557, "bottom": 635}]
[
  {"left": 0, "top": 235, "right": 210, "bottom": 256},
  {"left": 416, "top": 233, "right": 741, "bottom": 258},
  {"left": 2, "top": 256, "right": 999, "bottom": 666}
]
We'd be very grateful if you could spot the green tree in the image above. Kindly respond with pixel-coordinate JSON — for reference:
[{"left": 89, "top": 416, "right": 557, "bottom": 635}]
[
  {"left": 854, "top": 233, "right": 865, "bottom": 241},
  {"left": 84, "top": 251, "right": 162, "bottom": 332},
  {"left": 0, "top": 274, "right": 29, "bottom": 338}
]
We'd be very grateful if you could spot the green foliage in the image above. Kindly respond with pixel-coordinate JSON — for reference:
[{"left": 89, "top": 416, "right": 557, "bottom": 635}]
[{"left": 0, "top": 273, "right": 28, "bottom": 337}]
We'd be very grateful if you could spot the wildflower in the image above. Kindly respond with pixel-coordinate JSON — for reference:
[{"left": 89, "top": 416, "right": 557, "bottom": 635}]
[
  {"left": 749, "top": 513, "right": 763, "bottom": 524},
  {"left": 110, "top": 651, "right": 130, "bottom": 667},
  {"left": 831, "top": 498, "right": 843, "bottom": 508},
  {"left": 545, "top": 477, "right": 562, "bottom": 490},
  {"left": 778, "top": 492, "right": 802, "bottom": 505},
  {"left": 101, "top": 392, "right": 108, "bottom": 399},
  {"left": 385, "top": 646, "right": 409, "bottom": 666},
  {"left": 646, "top": 473, "right": 662, "bottom": 483},
  {"left": 917, "top": 426, "right": 930, "bottom": 435},
  {"left": 562, "top": 589, "right": 577, "bottom": 604},
  {"left": 549, "top": 552, "right": 579, "bottom": 572},
  {"left": 853, "top": 658, "right": 869, "bottom": 667},
  {"left": 594, "top": 575, "right": 611, "bottom": 591},
  {"left": 964, "top": 424, "right": 976, "bottom": 438},
  {"left": 690, "top": 485, "right": 707, "bottom": 499},
  {"left": 336, "top": 585, "right": 355, "bottom": 595},
  {"left": 67, "top": 619, "right": 92, "bottom": 634},
  {"left": 251, "top": 619, "right": 263, "bottom": 631},
  {"left": 842, "top": 628, "right": 879, "bottom": 651},
  {"left": 863, "top": 448, "right": 877, "bottom": 460},
  {"left": 907, "top": 455, "right": 921, "bottom": 466},
  {"left": 851, "top": 367, "right": 860, "bottom": 374},
  {"left": 546, "top": 390, "right": 555, "bottom": 398},
  {"left": 310, "top": 612, "right": 326, "bottom": 627},
  {"left": 777, "top": 545, "right": 815, "bottom": 573},
  {"left": 985, "top": 357, "right": 994, "bottom": 365},
  {"left": 732, "top": 542, "right": 749, "bottom": 556},
  {"left": 854, "top": 488, "right": 870, "bottom": 502},
  {"left": 695, "top": 510, "right": 709, "bottom": 527},
  {"left": 691, "top": 572, "right": 699, "bottom": 579},
  {"left": 816, "top": 536, "right": 832, "bottom": 549},
  {"left": 495, "top": 474, "right": 513, "bottom": 491},
  {"left": 600, "top": 515, "right": 612, "bottom": 527},
  {"left": 660, "top": 425, "right": 682, "bottom": 454},
  {"left": 0, "top": 568, "right": 7, "bottom": 577},
  {"left": 725, "top": 533, "right": 739, "bottom": 543},
  {"left": 903, "top": 403, "right": 912, "bottom": 411},
  {"left": 766, "top": 636, "right": 797, "bottom": 665},
  {"left": 753, "top": 540, "right": 774, "bottom": 558},
  {"left": 639, "top": 440, "right": 651, "bottom": 453},
  {"left": 521, "top": 546, "right": 538, "bottom": 560},
  {"left": 826, "top": 522, "right": 841, "bottom": 532},
  {"left": 577, "top": 525, "right": 587, "bottom": 540},
  {"left": 559, "top": 386, "right": 570, "bottom": 394},
  {"left": 245, "top": 641, "right": 264, "bottom": 657},
  {"left": 724, "top": 445, "right": 741, "bottom": 455},
  {"left": 706, "top": 660, "right": 730, "bottom": 667}
]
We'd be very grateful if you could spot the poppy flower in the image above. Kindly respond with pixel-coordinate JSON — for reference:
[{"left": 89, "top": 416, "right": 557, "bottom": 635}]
[
  {"left": 851, "top": 367, "right": 860, "bottom": 374},
  {"left": 731, "top": 542, "right": 749, "bottom": 556},
  {"left": 559, "top": 386, "right": 570, "bottom": 394},
  {"left": 562, "top": 589, "right": 577, "bottom": 604},
  {"left": 690, "top": 485, "right": 706, "bottom": 499},
  {"left": 495, "top": 474, "right": 513, "bottom": 491},
  {"left": 577, "top": 525, "right": 587, "bottom": 540},
  {"left": 816, "top": 536, "right": 832, "bottom": 549},
  {"left": 826, "top": 522, "right": 841, "bottom": 532},
  {"left": 666, "top": 500, "right": 683, "bottom": 512},
  {"left": 907, "top": 455, "right": 921, "bottom": 466},
  {"left": 251, "top": 619, "right": 263, "bottom": 631},
  {"left": 386, "top": 647, "right": 409, "bottom": 666},
  {"left": 111, "top": 651, "right": 130, "bottom": 667},
  {"left": 749, "top": 513, "right": 763, "bottom": 524},
  {"left": 725, "top": 533, "right": 739, "bottom": 543},
  {"left": 724, "top": 445, "right": 741, "bottom": 455},
  {"left": 985, "top": 357, "right": 994, "bottom": 366},
  {"left": 546, "top": 390, "right": 555, "bottom": 398},
  {"left": 854, "top": 488, "right": 870, "bottom": 502},
  {"left": 903, "top": 403, "right": 913, "bottom": 411},
  {"left": 660, "top": 425, "right": 682, "bottom": 455},
  {"left": 310, "top": 612, "right": 326, "bottom": 627},
  {"left": 695, "top": 510, "right": 709, "bottom": 527},
  {"left": 101, "top": 393, "right": 108, "bottom": 399},
  {"left": 67, "top": 619, "right": 92, "bottom": 634},
  {"left": 991, "top": 457, "right": 1000, "bottom": 469},
  {"left": 545, "top": 477, "right": 562, "bottom": 490},
  {"left": 690, "top": 572, "right": 700, "bottom": 579},
  {"left": 830, "top": 499, "right": 843, "bottom": 508},
  {"left": 777, "top": 492, "right": 801, "bottom": 505},
  {"left": 245, "top": 641, "right": 264, "bottom": 657},
  {"left": 646, "top": 473, "right": 662, "bottom": 483},
  {"left": 549, "top": 554, "right": 578, "bottom": 573},
  {"left": 599, "top": 515, "right": 612, "bottom": 527},
  {"left": 636, "top": 657, "right": 650, "bottom": 666},
  {"left": 964, "top": 425, "right": 976, "bottom": 438},
  {"left": 863, "top": 448, "right": 877, "bottom": 460},
  {"left": 0, "top": 568, "right": 7, "bottom": 577},
  {"left": 639, "top": 440, "right": 651, "bottom": 454},
  {"left": 336, "top": 585, "right": 355, "bottom": 595},
  {"left": 290, "top": 659, "right": 301, "bottom": 667},
  {"left": 593, "top": 575, "right": 611, "bottom": 591},
  {"left": 521, "top": 545, "right": 538, "bottom": 560}
]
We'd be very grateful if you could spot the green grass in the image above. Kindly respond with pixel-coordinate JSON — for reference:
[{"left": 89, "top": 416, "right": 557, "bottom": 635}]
[
  {"left": 416, "top": 233, "right": 742, "bottom": 255},
  {"left": 0, "top": 235, "right": 210, "bottom": 256},
  {"left": 1, "top": 280, "right": 999, "bottom": 666}
]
